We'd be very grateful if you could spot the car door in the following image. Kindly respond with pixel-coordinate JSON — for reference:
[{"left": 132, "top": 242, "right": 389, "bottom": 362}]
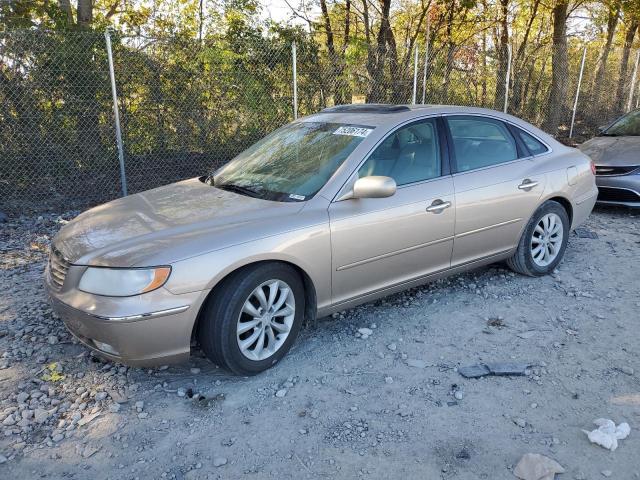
[
  {"left": 445, "top": 115, "right": 546, "bottom": 266},
  {"left": 328, "top": 117, "right": 455, "bottom": 306}
]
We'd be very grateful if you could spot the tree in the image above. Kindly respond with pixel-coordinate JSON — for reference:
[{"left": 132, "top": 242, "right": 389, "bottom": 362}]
[
  {"left": 494, "top": 0, "right": 509, "bottom": 110},
  {"left": 615, "top": 8, "right": 639, "bottom": 112},
  {"left": 544, "top": 0, "right": 569, "bottom": 135},
  {"left": 590, "top": 1, "right": 620, "bottom": 111}
]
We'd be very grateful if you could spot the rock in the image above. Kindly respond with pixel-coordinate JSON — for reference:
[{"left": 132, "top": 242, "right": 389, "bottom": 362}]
[
  {"left": 617, "top": 366, "right": 634, "bottom": 376},
  {"left": 33, "top": 408, "right": 50, "bottom": 424},
  {"left": 454, "top": 391, "right": 463, "bottom": 400},
  {"left": 190, "top": 367, "right": 200, "bottom": 374},
  {"left": 78, "top": 411, "right": 101, "bottom": 427},
  {"left": 52, "top": 433, "right": 64, "bottom": 442},
  {"left": 513, "top": 418, "right": 527, "bottom": 428},
  {"left": 177, "top": 388, "right": 186, "bottom": 397},
  {"left": 95, "top": 392, "right": 108, "bottom": 401},
  {"left": 108, "top": 403, "right": 121, "bottom": 413},
  {"left": 213, "top": 457, "right": 227, "bottom": 467},
  {"left": 0, "top": 211, "right": 7, "bottom": 223},
  {"left": 16, "top": 392, "right": 29, "bottom": 403},
  {"left": 516, "top": 330, "right": 537, "bottom": 339},
  {"left": 47, "top": 335, "right": 58, "bottom": 345},
  {"left": 107, "top": 389, "right": 127, "bottom": 403},
  {"left": 135, "top": 401, "right": 144, "bottom": 412},
  {"left": 601, "top": 470, "right": 612, "bottom": 477},
  {"left": 2, "top": 415, "right": 16, "bottom": 426},
  {"left": 358, "top": 328, "right": 373, "bottom": 338},
  {"left": 387, "top": 343, "right": 397, "bottom": 351},
  {"left": 275, "top": 389, "right": 287, "bottom": 398},
  {"left": 138, "top": 412, "right": 149, "bottom": 419},
  {"left": 81, "top": 445, "right": 100, "bottom": 458},
  {"left": 406, "top": 359, "right": 428, "bottom": 369},
  {"left": 384, "top": 376, "right": 393, "bottom": 384},
  {"left": 0, "top": 454, "right": 7, "bottom": 464},
  {"left": 514, "top": 453, "right": 564, "bottom": 480}
]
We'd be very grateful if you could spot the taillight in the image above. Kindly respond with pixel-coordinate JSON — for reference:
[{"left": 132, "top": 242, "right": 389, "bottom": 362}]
[{"left": 590, "top": 160, "right": 597, "bottom": 176}]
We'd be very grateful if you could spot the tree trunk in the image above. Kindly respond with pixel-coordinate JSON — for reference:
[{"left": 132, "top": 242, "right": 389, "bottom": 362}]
[
  {"left": 481, "top": 26, "right": 487, "bottom": 105},
  {"left": 511, "top": 0, "right": 540, "bottom": 112},
  {"left": 615, "top": 19, "right": 638, "bottom": 113},
  {"left": 57, "top": 0, "right": 74, "bottom": 27},
  {"left": 544, "top": 0, "right": 569, "bottom": 135},
  {"left": 591, "top": 4, "right": 619, "bottom": 111},
  {"left": 77, "top": 0, "right": 93, "bottom": 30},
  {"left": 320, "top": 0, "right": 348, "bottom": 105},
  {"left": 441, "top": 1, "right": 456, "bottom": 103},
  {"left": 494, "top": 0, "right": 509, "bottom": 110},
  {"left": 367, "top": 0, "right": 393, "bottom": 102}
]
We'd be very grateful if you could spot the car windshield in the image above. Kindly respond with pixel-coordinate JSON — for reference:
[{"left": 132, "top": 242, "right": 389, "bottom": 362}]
[
  {"left": 213, "top": 121, "right": 372, "bottom": 202},
  {"left": 602, "top": 110, "right": 640, "bottom": 136}
]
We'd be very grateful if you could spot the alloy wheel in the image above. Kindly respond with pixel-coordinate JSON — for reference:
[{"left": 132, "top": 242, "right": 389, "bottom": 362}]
[
  {"left": 236, "top": 279, "right": 295, "bottom": 361},
  {"left": 530, "top": 213, "right": 564, "bottom": 267}
]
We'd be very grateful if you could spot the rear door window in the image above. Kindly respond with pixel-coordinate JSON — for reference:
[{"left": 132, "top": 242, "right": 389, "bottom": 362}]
[{"left": 446, "top": 116, "right": 519, "bottom": 173}]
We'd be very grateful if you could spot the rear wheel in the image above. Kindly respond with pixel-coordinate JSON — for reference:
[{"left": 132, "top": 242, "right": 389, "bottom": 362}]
[
  {"left": 198, "top": 263, "right": 305, "bottom": 375},
  {"left": 506, "top": 200, "right": 570, "bottom": 276}
]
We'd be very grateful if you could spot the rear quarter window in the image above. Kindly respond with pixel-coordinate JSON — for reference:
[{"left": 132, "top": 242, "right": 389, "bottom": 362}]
[{"left": 514, "top": 128, "right": 549, "bottom": 155}]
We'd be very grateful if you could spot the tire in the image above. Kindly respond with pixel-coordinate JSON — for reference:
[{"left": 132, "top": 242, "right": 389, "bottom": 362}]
[
  {"left": 506, "top": 200, "right": 570, "bottom": 277},
  {"left": 198, "top": 262, "right": 305, "bottom": 375}
]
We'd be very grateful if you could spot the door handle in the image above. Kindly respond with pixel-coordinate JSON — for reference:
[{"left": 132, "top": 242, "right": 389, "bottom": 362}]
[
  {"left": 426, "top": 199, "right": 451, "bottom": 213},
  {"left": 518, "top": 179, "right": 539, "bottom": 191}
]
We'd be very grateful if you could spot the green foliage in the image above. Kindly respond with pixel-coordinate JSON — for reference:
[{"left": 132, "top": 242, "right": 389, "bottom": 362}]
[{"left": 0, "top": 0, "right": 637, "bottom": 210}]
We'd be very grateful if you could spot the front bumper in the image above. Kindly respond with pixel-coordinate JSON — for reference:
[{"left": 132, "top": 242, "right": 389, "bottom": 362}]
[
  {"left": 46, "top": 265, "right": 207, "bottom": 366},
  {"left": 596, "top": 174, "right": 640, "bottom": 207}
]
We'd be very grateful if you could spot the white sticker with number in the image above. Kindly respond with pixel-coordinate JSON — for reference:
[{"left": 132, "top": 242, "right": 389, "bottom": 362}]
[{"left": 333, "top": 126, "right": 373, "bottom": 138}]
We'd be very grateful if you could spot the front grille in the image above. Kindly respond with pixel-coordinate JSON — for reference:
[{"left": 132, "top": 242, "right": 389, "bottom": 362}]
[
  {"left": 595, "top": 165, "right": 639, "bottom": 176},
  {"left": 48, "top": 247, "right": 71, "bottom": 290},
  {"left": 597, "top": 187, "right": 640, "bottom": 203}
]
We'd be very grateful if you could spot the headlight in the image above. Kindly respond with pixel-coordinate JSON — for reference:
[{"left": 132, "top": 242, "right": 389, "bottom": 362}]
[{"left": 78, "top": 267, "right": 171, "bottom": 297}]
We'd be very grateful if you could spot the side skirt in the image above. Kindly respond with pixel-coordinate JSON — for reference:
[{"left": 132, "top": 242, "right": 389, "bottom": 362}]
[{"left": 317, "top": 249, "right": 514, "bottom": 318}]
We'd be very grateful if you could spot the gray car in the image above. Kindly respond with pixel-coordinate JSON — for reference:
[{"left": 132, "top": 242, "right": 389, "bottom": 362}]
[
  {"left": 46, "top": 104, "right": 597, "bottom": 375},
  {"left": 579, "top": 109, "right": 640, "bottom": 207}
]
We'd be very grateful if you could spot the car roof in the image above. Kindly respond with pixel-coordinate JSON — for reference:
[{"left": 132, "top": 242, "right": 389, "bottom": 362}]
[{"left": 301, "top": 104, "right": 558, "bottom": 145}]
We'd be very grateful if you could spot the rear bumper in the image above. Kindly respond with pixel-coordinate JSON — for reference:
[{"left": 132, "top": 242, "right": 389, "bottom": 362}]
[
  {"left": 571, "top": 188, "right": 598, "bottom": 230},
  {"left": 46, "top": 270, "right": 207, "bottom": 366},
  {"left": 596, "top": 174, "right": 640, "bottom": 207}
]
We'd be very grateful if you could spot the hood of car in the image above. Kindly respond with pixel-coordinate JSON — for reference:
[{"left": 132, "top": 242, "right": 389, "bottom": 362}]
[
  {"left": 578, "top": 136, "right": 640, "bottom": 166},
  {"left": 53, "top": 178, "right": 305, "bottom": 267}
]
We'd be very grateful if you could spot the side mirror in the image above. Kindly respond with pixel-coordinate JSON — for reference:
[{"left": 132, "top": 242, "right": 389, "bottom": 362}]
[{"left": 352, "top": 176, "right": 397, "bottom": 199}]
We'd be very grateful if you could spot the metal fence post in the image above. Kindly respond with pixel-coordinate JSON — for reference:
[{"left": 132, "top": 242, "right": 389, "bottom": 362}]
[
  {"left": 412, "top": 46, "right": 419, "bottom": 104},
  {"left": 292, "top": 41, "right": 298, "bottom": 119},
  {"left": 105, "top": 30, "right": 127, "bottom": 197},
  {"left": 569, "top": 46, "right": 587, "bottom": 139},
  {"left": 503, "top": 44, "right": 512, "bottom": 113},
  {"left": 421, "top": 29, "right": 430, "bottom": 104},
  {"left": 627, "top": 50, "right": 640, "bottom": 112}
]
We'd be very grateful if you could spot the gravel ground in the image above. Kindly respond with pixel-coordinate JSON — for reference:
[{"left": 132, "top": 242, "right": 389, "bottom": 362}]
[{"left": 0, "top": 206, "right": 639, "bottom": 479}]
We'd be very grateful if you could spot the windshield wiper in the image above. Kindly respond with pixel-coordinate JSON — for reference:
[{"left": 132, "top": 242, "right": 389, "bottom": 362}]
[{"left": 216, "top": 182, "right": 264, "bottom": 199}]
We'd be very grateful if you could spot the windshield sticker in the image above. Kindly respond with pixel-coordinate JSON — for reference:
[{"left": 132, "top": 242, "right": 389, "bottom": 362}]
[
  {"left": 333, "top": 126, "right": 373, "bottom": 138},
  {"left": 289, "top": 194, "right": 306, "bottom": 201}
]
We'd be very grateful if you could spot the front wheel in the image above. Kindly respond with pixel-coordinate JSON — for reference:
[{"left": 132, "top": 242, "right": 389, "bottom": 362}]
[
  {"left": 198, "top": 263, "right": 305, "bottom": 375},
  {"left": 506, "top": 200, "right": 570, "bottom": 276}
]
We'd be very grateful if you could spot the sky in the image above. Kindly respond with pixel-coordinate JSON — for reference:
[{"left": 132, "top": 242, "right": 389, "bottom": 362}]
[{"left": 260, "top": 0, "right": 320, "bottom": 27}]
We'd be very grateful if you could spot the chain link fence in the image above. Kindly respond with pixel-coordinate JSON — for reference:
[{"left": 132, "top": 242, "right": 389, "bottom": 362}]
[{"left": 1, "top": 28, "right": 639, "bottom": 214}]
